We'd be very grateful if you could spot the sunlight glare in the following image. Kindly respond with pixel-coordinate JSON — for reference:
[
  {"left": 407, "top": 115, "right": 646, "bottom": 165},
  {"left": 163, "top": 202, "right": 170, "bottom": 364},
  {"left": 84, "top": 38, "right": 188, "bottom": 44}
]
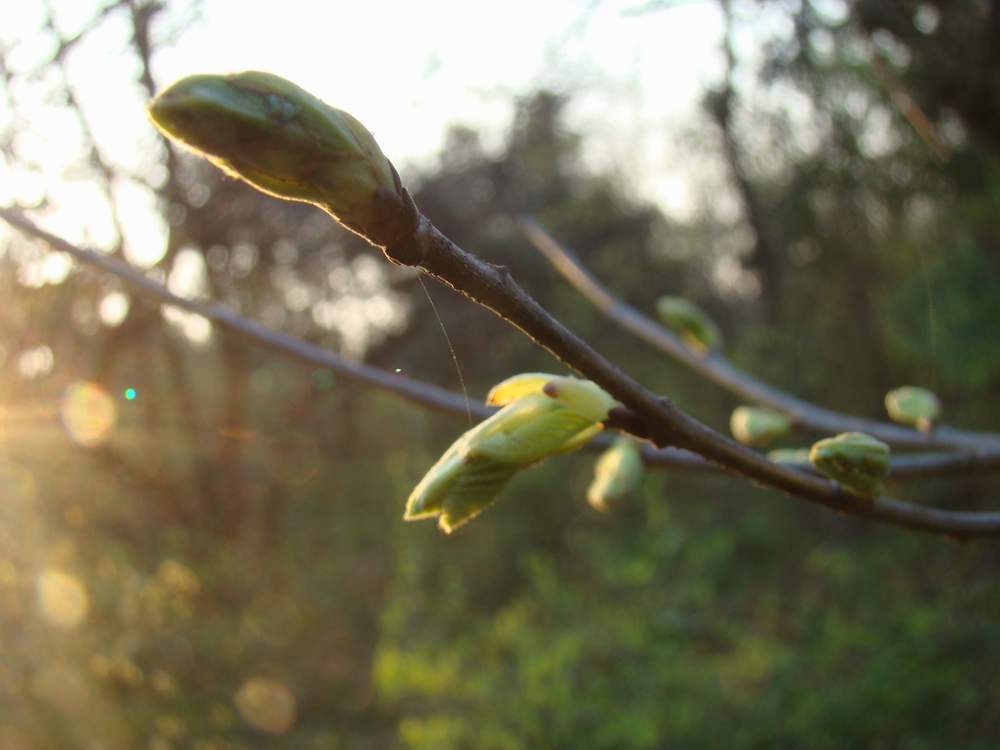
[
  {"left": 113, "top": 180, "right": 167, "bottom": 268},
  {"left": 17, "top": 346, "right": 53, "bottom": 379},
  {"left": 98, "top": 291, "right": 130, "bottom": 326}
]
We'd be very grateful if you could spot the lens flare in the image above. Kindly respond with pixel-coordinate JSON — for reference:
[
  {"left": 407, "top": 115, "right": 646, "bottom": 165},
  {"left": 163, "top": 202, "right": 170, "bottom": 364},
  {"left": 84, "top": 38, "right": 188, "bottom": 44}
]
[
  {"left": 36, "top": 569, "right": 89, "bottom": 628},
  {"left": 61, "top": 382, "right": 116, "bottom": 447}
]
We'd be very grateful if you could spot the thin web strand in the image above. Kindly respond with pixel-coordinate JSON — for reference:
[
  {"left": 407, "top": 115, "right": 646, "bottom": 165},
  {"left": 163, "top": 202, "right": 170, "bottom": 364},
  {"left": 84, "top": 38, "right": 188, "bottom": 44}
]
[{"left": 417, "top": 272, "right": 473, "bottom": 427}]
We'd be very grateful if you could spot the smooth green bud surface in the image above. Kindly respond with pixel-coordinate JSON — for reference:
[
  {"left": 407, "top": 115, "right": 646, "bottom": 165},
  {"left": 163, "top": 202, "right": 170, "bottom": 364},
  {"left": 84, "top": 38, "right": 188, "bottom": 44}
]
[
  {"left": 485, "top": 372, "right": 560, "bottom": 406},
  {"left": 809, "top": 432, "right": 890, "bottom": 499},
  {"left": 587, "top": 437, "right": 644, "bottom": 512},
  {"left": 885, "top": 386, "right": 941, "bottom": 433},
  {"left": 729, "top": 406, "right": 791, "bottom": 446},
  {"left": 655, "top": 296, "right": 723, "bottom": 353},
  {"left": 148, "top": 72, "right": 409, "bottom": 246},
  {"left": 467, "top": 393, "right": 592, "bottom": 465},
  {"left": 405, "top": 374, "right": 617, "bottom": 532},
  {"left": 541, "top": 376, "right": 620, "bottom": 423}
]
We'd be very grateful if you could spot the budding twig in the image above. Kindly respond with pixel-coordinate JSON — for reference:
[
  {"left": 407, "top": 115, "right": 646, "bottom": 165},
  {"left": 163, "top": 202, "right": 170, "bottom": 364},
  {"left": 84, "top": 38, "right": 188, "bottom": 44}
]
[
  {"left": 2, "top": 207, "right": 1000, "bottom": 537},
  {"left": 519, "top": 217, "right": 1000, "bottom": 453}
]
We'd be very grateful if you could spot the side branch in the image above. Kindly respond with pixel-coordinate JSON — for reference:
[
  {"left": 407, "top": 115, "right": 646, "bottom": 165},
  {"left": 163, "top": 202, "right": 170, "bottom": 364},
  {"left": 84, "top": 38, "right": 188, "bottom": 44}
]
[
  {"left": 519, "top": 218, "right": 1000, "bottom": 453},
  {"left": 390, "top": 213, "right": 1000, "bottom": 539},
  {"left": 0, "top": 208, "right": 481, "bottom": 418},
  {"left": 4, "top": 207, "right": 1000, "bottom": 538}
]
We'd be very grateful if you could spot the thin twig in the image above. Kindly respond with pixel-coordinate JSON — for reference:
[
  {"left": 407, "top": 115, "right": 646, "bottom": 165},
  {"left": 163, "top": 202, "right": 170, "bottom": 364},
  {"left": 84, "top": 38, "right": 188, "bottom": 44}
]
[
  {"left": 1, "top": 207, "right": 985, "bottom": 484},
  {"left": 3, "top": 207, "right": 1000, "bottom": 538},
  {"left": 391, "top": 210, "right": 1000, "bottom": 539},
  {"left": 519, "top": 218, "right": 1000, "bottom": 453}
]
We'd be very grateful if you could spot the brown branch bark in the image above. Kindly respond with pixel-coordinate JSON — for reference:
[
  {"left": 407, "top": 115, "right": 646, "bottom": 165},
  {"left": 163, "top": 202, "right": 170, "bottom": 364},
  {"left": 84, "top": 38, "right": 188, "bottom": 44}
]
[
  {"left": 3, "top": 207, "right": 1000, "bottom": 539},
  {"left": 386, "top": 211, "right": 1000, "bottom": 539},
  {"left": 519, "top": 218, "right": 1000, "bottom": 454}
]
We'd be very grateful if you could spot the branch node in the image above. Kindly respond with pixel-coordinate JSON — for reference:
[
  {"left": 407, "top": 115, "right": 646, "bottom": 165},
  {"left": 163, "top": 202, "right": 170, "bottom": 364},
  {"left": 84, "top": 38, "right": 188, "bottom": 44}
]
[{"left": 381, "top": 187, "right": 425, "bottom": 267}]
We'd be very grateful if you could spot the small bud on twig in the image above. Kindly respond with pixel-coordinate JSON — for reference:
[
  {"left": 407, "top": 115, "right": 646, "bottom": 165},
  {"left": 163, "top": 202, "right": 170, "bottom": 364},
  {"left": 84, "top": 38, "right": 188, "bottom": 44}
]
[
  {"left": 655, "top": 296, "right": 723, "bottom": 353},
  {"left": 809, "top": 432, "right": 890, "bottom": 499},
  {"left": 729, "top": 406, "right": 791, "bottom": 446},
  {"left": 587, "top": 437, "right": 644, "bottom": 513},
  {"left": 885, "top": 386, "right": 941, "bottom": 433}
]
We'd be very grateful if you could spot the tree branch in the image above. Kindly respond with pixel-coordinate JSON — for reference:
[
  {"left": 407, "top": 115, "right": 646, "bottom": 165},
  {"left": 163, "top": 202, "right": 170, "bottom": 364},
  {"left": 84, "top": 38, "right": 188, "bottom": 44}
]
[
  {"left": 387, "top": 211, "right": 1000, "bottom": 539},
  {"left": 4, "top": 207, "right": 999, "bottom": 539},
  {"left": 519, "top": 218, "right": 1000, "bottom": 453}
]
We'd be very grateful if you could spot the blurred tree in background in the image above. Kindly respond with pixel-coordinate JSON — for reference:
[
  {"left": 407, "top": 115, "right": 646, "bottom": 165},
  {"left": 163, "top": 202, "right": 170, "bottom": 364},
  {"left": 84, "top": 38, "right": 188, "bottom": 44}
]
[{"left": 0, "top": 1, "right": 998, "bottom": 748}]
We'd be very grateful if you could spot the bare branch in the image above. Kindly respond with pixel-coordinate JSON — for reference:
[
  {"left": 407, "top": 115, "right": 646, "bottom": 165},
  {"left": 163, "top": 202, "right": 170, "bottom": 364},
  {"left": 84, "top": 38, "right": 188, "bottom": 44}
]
[
  {"left": 4, "top": 207, "right": 999, "bottom": 539},
  {"left": 40, "top": 0, "right": 128, "bottom": 258},
  {"left": 0, "top": 207, "right": 481, "bottom": 418},
  {"left": 519, "top": 218, "right": 1000, "bottom": 453}
]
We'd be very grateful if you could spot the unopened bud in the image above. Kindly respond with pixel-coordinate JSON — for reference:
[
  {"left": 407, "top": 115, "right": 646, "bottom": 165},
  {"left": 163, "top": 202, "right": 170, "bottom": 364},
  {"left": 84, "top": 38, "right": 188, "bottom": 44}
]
[
  {"left": 885, "top": 386, "right": 940, "bottom": 433},
  {"left": 405, "top": 377, "right": 617, "bottom": 533},
  {"left": 148, "top": 72, "right": 412, "bottom": 247},
  {"left": 541, "top": 376, "right": 620, "bottom": 423},
  {"left": 587, "top": 437, "right": 644, "bottom": 512},
  {"left": 729, "top": 406, "right": 791, "bottom": 446},
  {"left": 485, "top": 372, "right": 560, "bottom": 406},
  {"left": 655, "top": 296, "right": 723, "bottom": 353},
  {"left": 809, "top": 432, "right": 890, "bottom": 499}
]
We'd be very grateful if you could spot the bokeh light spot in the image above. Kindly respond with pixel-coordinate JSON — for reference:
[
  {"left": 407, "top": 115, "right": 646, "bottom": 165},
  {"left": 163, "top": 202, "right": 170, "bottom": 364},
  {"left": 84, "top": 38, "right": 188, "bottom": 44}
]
[
  {"left": 124, "top": 387, "right": 136, "bottom": 401},
  {"left": 36, "top": 569, "right": 89, "bottom": 628},
  {"left": 157, "top": 558, "right": 200, "bottom": 595},
  {"left": 233, "top": 677, "right": 296, "bottom": 734},
  {"left": 61, "top": 381, "right": 116, "bottom": 446}
]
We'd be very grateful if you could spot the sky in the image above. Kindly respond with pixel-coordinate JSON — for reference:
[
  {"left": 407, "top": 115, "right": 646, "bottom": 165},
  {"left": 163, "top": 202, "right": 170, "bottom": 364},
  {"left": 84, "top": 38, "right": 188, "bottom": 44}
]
[
  {"left": 156, "top": 0, "right": 727, "bottom": 188},
  {"left": 1, "top": 1, "right": 737, "bottom": 252}
]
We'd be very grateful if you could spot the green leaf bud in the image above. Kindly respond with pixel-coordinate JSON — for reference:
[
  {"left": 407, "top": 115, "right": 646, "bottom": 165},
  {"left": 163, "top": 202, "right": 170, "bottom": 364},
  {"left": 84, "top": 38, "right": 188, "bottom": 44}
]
[
  {"left": 729, "top": 406, "right": 791, "bottom": 446},
  {"left": 541, "top": 376, "right": 621, "bottom": 423},
  {"left": 485, "top": 372, "right": 560, "bottom": 406},
  {"left": 148, "top": 71, "right": 413, "bottom": 247},
  {"left": 405, "top": 374, "right": 618, "bottom": 533},
  {"left": 467, "top": 393, "right": 592, "bottom": 465},
  {"left": 655, "top": 296, "right": 723, "bottom": 353},
  {"left": 809, "top": 432, "right": 890, "bottom": 499},
  {"left": 587, "top": 437, "right": 644, "bottom": 513},
  {"left": 884, "top": 386, "right": 941, "bottom": 433}
]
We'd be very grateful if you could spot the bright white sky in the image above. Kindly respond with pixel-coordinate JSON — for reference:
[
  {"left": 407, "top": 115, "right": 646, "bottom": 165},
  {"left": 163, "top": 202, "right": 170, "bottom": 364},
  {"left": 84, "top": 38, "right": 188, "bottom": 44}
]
[
  {"left": 2, "top": 0, "right": 823, "bottom": 279},
  {"left": 3, "top": 1, "right": 731, "bottom": 222},
  {"left": 0, "top": 0, "right": 814, "bottom": 347},
  {"left": 160, "top": 0, "right": 726, "bottom": 180}
]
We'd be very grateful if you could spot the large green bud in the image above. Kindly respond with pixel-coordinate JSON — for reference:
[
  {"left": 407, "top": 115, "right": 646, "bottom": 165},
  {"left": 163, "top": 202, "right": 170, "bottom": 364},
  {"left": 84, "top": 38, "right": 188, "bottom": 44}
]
[
  {"left": 587, "top": 437, "right": 644, "bottom": 513},
  {"left": 655, "top": 296, "right": 723, "bottom": 353},
  {"left": 884, "top": 386, "right": 941, "bottom": 433},
  {"left": 147, "top": 72, "right": 413, "bottom": 248},
  {"left": 404, "top": 374, "right": 619, "bottom": 533},
  {"left": 729, "top": 406, "right": 791, "bottom": 446},
  {"left": 809, "top": 432, "right": 890, "bottom": 499}
]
